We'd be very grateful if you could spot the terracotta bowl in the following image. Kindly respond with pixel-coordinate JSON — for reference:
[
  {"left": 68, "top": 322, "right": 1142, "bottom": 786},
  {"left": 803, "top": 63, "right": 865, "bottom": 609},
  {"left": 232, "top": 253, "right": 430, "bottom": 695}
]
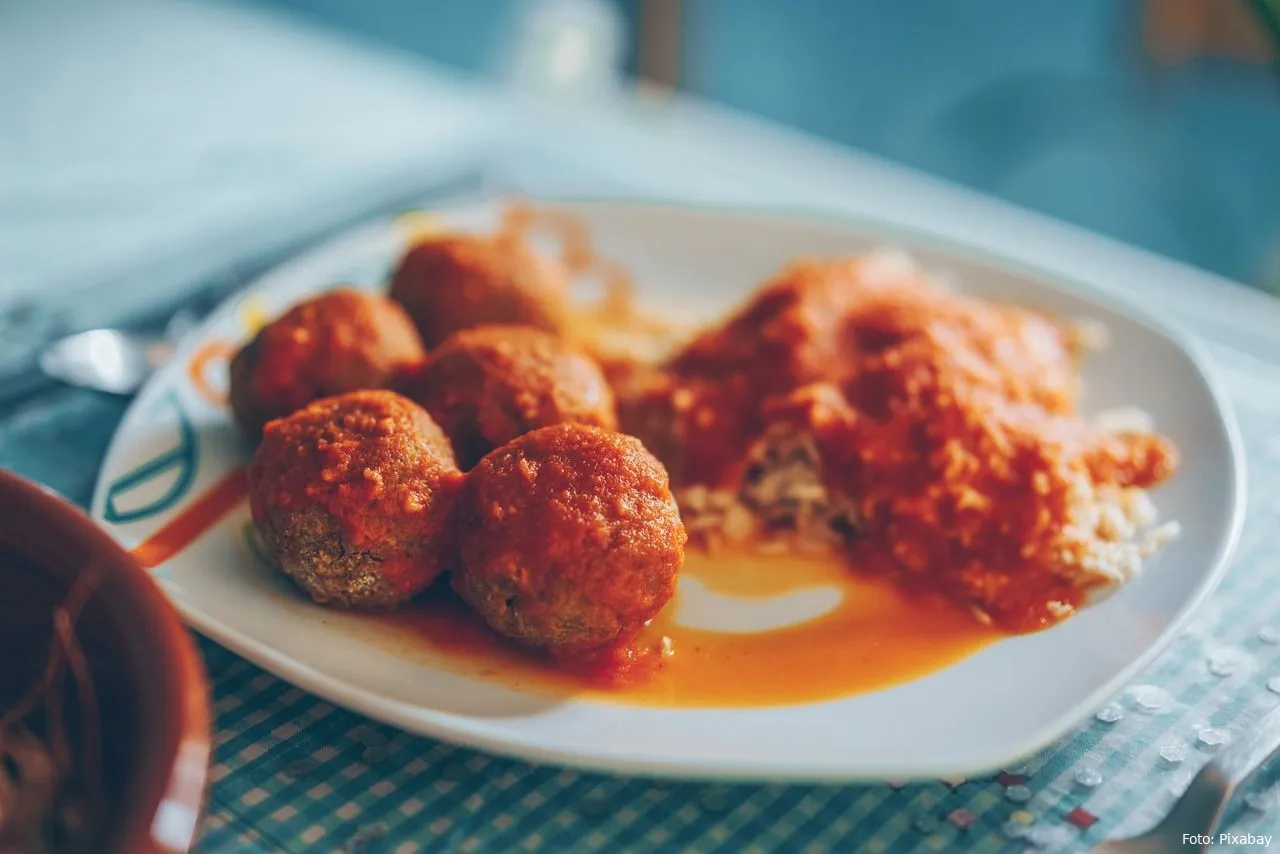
[{"left": 0, "top": 470, "right": 210, "bottom": 853}]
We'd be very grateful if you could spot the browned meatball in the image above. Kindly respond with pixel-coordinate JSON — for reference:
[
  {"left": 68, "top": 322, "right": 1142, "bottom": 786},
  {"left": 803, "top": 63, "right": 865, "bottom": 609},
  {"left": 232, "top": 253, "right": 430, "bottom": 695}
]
[
  {"left": 247, "top": 390, "right": 462, "bottom": 608},
  {"left": 615, "top": 370, "right": 758, "bottom": 489},
  {"left": 454, "top": 424, "right": 685, "bottom": 654},
  {"left": 388, "top": 233, "right": 569, "bottom": 348},
  {"left": 229, "top": 289, "right": 426, "bottom": 436},
  {"left": 669, "top": 258, "right": 870, "bottom": 395},
  {"left": 400, "top": 324, "right": 617, "bottom": 469},
  {"left": 616, "top": 256, "right": 936, "bottom": 488}
]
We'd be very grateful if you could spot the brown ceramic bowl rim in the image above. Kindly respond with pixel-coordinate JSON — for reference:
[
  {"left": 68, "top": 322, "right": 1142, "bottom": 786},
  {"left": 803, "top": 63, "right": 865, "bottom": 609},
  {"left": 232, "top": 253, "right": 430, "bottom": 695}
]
[{"left": 0, "top": 470, "right": 211, "bottom": 854}]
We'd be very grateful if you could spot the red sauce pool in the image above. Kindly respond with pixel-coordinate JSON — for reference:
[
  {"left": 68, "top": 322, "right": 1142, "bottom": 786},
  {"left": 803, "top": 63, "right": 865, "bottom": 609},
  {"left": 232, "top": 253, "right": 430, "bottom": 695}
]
[{"left": 367, "top": 550, "right": 1002, "bottom": 708}]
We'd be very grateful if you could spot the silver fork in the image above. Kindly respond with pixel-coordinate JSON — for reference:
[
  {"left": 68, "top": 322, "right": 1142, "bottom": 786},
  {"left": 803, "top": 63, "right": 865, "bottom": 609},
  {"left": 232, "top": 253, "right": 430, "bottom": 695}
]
[{"left": 1093, "top": 704, "right": 1280, "bottom": 853}]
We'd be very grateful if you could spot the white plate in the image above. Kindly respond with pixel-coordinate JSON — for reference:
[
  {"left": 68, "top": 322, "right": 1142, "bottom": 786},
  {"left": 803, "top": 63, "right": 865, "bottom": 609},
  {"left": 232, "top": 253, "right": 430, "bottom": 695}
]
[{"left": 92, "top": 200, "right": 1246, "bottom": 782}]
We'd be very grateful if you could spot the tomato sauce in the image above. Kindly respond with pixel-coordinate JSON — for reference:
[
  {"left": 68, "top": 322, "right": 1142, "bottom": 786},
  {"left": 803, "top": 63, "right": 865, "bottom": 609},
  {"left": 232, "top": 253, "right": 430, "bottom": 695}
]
[{"left": 370, "top": 550, "right": 1000, "bottom": 708}]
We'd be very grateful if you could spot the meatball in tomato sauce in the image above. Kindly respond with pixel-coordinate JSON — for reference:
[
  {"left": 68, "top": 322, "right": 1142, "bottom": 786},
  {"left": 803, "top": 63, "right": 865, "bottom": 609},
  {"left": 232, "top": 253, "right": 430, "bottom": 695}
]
[
  {"left": 670, "top": 255, "right": 925, "bottom": 394},
  {"left": 229, "top": 289, "right": 425, "bottom": 436},
  {"left": 389, "top": 233, "right": 569, "bottom": 348},
  {"left": 248, "top": 390, "right": 462, "bottom": 608},
  {"left": 400, "top": 324, "right": 617, "bottom": 469},
  {"left": 454, "top": 424, "right": 685, "bottom": 655},
  {"left": 617, "top": 254, "right": 931, "bottom": 488}
]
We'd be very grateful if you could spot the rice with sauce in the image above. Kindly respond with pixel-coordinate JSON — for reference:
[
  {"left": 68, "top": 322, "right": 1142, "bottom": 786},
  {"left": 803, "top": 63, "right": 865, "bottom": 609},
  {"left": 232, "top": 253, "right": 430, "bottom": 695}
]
[
  {"left": 677, "top": 414, "right": 1180, "bottom": 624},
  {"left": 602, "top": 247, "right": 1181, "bottom": 631}
]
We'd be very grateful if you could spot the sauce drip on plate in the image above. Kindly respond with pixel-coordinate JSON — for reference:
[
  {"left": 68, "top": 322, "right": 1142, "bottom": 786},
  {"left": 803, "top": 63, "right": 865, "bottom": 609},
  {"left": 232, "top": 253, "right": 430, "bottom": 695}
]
[{"left": 375, "top": 550, "right": 1000, "bottom": 708}]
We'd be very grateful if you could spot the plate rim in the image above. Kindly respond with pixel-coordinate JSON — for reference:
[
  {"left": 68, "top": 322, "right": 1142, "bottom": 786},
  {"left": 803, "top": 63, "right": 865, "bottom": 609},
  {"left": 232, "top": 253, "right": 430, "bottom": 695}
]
[{"left": 91, "top": 196, "right": 1249, "bottom": 783}]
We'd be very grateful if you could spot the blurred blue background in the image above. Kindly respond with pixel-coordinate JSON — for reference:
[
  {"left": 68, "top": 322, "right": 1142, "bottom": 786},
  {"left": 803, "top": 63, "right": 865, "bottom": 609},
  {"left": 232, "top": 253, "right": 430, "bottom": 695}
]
[{"left": 247, "top": 0, "right": 1280, "bottom": 291}]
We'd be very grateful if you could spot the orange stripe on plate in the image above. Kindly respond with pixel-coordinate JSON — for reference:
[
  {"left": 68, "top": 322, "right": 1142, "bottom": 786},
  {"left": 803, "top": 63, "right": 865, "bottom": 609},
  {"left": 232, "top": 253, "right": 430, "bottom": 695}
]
[
  {"left": 132, "top": 467, "right": 249, "bottom": 569},
  {"left": 186, "top": 340, "right": 236, "bottom": 408}
]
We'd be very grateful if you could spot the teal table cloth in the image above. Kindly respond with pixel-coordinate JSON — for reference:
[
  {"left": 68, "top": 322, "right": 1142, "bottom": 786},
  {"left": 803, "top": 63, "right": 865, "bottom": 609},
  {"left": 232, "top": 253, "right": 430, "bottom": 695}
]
[{"left": 6, "top": 1, "right": 1280, "bottom": 851}]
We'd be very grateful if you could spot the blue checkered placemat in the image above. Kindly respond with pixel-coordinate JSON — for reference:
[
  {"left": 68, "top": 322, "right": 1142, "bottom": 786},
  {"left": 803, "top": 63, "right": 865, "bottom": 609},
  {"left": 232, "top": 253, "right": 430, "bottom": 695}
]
[{"left": 4, "top": 338, "right": 1280, "bottom": 853}]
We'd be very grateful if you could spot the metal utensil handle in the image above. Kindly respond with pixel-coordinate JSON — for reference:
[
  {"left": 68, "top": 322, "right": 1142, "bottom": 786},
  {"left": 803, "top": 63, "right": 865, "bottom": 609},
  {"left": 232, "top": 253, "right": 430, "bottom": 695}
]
[
  {"left": 1211, "top": 704, "right": 1280, "bottom": 790},
  {"left": 1159, "top": 705, "right": 1280, "bottom": 843}
]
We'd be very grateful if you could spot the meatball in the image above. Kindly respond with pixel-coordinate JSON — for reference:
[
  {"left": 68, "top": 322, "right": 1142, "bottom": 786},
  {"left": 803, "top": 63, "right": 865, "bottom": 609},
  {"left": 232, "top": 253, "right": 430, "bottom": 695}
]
[
  {"left": 229, "top": 289, "right": 426, "bottom": 436},
  {"left": 454, "top": 424, "right": 686, "bottom": 654},
  {"left": 670, "top": 258, "right": 874, "bottom": 394},
  {"left": 401, "top": 324, "right": 617, "bottom": 469},
  {"left": 612, "top": 256, "right": 929, "bottom": 488},
  {"left": 388, "top": 233, "right": 569, "bottom": 348},
  {"left": 247, "top": 390, "right": 462, "bottom": 608},
  {"left": 615, "top": 370, "right": 758, "bottom": 489}
]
